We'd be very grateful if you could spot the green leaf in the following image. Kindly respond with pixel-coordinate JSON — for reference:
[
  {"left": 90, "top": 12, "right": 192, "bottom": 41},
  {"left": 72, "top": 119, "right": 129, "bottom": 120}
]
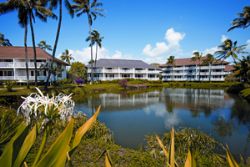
[
  {"left": 70, "top": 106, "right": 101, "bottom": 152},
  {"left": 0, "top": 123, "right": 27, "bottom": 167},
  {"left": 13, "top": 125, "right": 37, "bottom": 167},
  {"left": 35, "top": 119, "right": 74, "bottom": 167}
]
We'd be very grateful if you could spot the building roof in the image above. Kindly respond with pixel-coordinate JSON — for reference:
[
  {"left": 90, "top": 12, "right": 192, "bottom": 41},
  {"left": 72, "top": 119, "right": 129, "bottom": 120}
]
[
  {"left": 87, "top": 58, "right": 156, "bottom": 69},
  {"left": 0, "top": 46, "right": 69, "bottom": 65},
  {"left": 225, "top": 65, "right": 234, "bottom": 72},
  {"left": 160, "top": 57, "right": 228, "bottom": 67}
]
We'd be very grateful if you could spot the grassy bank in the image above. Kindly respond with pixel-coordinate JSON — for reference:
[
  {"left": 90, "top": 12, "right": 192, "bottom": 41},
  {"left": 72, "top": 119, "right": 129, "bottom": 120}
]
[{"left": 0, "top": 80, "right": 241, "bottom": 97}]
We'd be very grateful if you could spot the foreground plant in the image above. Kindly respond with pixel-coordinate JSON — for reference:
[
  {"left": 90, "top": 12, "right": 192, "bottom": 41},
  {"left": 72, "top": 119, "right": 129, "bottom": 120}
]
[
  {"left": 0, "top": 106, "right": 101, "bottom": 167},
  {"left": 156, "top": 128, "right": 241, "bottom": 167},
  {"left": 0, "top": 88, "right": 103, "bottom": 167}
]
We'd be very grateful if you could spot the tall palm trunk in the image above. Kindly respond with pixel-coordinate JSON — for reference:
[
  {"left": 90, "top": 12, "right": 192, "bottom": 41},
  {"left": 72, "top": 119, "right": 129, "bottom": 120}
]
[
  {"left": 24, "top": 25, "right": 29, "bottom": 88},
  {"left": 198, "top": 62, "right": 201, "bottom": 82},
  {"left": 209, "top": 63, "right": 211, "bottom": 82},
  {"left": 29, "top": 13, "right": 38, "bottom": 86},
  {"left": 89, "top": 24, "right": 94, "bottom": 83},
  {"left": 45, "top": 0, "right": 62, "bottom": 89},
  {"left": 95, "top": 44, "right": 98, "bottom": 68}
]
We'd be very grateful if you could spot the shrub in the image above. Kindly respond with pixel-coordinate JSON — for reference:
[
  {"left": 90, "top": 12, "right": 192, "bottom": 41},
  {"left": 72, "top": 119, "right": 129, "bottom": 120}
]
[
  {"left": 118, "top": 79, "right": 128, "bottom": 88},
  {"left": 4, "top": 81, "right": 16, "bottom": 92},
  {"left": 75, "top": 78, "right": 84, "bottom": 85}
]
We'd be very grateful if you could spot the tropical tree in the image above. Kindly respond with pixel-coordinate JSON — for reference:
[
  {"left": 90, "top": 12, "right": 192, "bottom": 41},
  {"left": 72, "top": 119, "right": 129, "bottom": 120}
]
[
  {"left": 0, "top": 0, "right": 56, "bottom": 86},
  {"left": 45, "top": 0, "right": 74, "bottom": 89},
  {"left": 202, "top": 54, "right": 215, "bottom": 82},
  {"left": 0, "top": 1, "right": 30, "bottom": 88},
  {"left": 86, "top": 30, "right": 103, "bottom": 68},
  {"left": 0, "top": 33, "right": 12, "bottom": 46},
  {"left": 72, "top": 0, "right": 104, "bottom": 83},
  {"left": 235, "top": 56, "right": 250, "bottom": 82},
  {"left": 192, "top": 52, "right": 203, "bottom": 82},
  {"left": 68, "top": 61, "right": 87, "bottom": 81},
  {"left": 38, "top": 40, "right": 52, "bottom": 52},
  {"left": 228, "top": 6, "right": 250, "bottom": 31},
  {"left": 60, "top": 49, "right": 74, "bottom": 65},
  {"left": 167, "top": 56, "right": 175, "bottom": 81},
  {"left": 215, "top": 39, "right": 247, "bottom": 64}
]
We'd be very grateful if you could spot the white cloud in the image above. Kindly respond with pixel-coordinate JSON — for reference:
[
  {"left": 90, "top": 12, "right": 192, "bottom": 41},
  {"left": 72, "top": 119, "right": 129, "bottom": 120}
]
[
  {"left": 142, "top": 28, "right": 185, "bottom": 58},
  {"left": 203, "top": 46, "right": 219, "bottom": 55},
  {"left": 142, "top": 42, "right": 168, "bottom": 57},
  {"left": 64, "top": 47, "right": 132, "bottom": 64},
  {"left": 165, "top": 28, "right": 185, "bottom": 45},
  {"left": 246, "top": 39, "right": 250, "bottom": 50}
]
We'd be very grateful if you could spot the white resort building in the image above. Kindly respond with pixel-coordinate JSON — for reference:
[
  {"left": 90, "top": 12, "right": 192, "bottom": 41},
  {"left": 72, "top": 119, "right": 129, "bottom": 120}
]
[
  {"left": 160, "top": 58, "right": 233, "bottom": 82},
  {"left": 87, "top": 59, "right": 160, "bottom": 81},
  {"left": 0, "top": 46, "right": 68, "bottom": 83}
]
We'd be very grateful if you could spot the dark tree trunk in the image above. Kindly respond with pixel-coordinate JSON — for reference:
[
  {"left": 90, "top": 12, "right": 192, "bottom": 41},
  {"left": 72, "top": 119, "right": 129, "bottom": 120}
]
[
  {"left": 89, "top": 24, "right": 93, "bottom": 83},
  {"left": 29, "top": 13, "right": 38, "bottom": 86},
  {"left": 95, "top": 44, "right": 98, "bottom": 68},
  {"left": 24, "top": 25, "right": 30, "bottom": 88},
  {"left": 209, "top": 63, "right": 211, "bottom": 82},
  {"left": 45, "top": 0, "right": 62, "bottom": 90}
]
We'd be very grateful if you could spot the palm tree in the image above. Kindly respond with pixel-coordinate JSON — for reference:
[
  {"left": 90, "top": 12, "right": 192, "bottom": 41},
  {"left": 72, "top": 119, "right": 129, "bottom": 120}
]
[
  {"left": 86, "top": 30, "right": 103, "bottom": 68},
  {"left": 228, "top": 6, "right": 250, "bottom": 31},
  {"left": 38, "top": 40, "right": 52, "bottom": 52},
  {"left": 167, "top": 56, "right": 175, "bottom": 81},
  {"left": 202, "top": 54, "right": 215, "bottom": 82},
  {"left": 72, "top": 0, "right": 104, "bottom": 83},
  {"left": 45, "top": 0, "right": 73, "bottom": 89},
  {"left": 215, "top": 39, "right": 247, "bottom": 64},
  {"left": 235, "top": 56, "right": 250, "bottom": 82},
  {"left": 0, "top": 33, "right": 12, "bottom": 46},
  {"left": 60, "top": 49, "right": 74, "bottom": 64},
  {"left": 27, "top": 1, "right": 56, "bottom": 85},
  {"left": 0, "top": 1, "right": 30, "bottom": 88},
  {"left": 192, "top": 52, "right": 203, "bottom": 82}
]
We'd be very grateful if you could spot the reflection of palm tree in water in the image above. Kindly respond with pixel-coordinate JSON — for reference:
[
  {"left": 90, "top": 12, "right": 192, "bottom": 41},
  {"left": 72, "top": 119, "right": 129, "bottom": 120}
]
[{"left": 164, "top": 95, "right": 174, "bottom": 113}]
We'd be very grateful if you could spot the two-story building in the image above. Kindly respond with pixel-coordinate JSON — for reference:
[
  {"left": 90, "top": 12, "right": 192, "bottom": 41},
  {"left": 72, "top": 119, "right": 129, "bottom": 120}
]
[
  {"left": 160, "top": 57, "right": 233, "bottom": 81},
  {"left": 0, "top": 46, "right": 68, "bottom": 83},
  {"left": 87, "top": 59, "right": 160, "bottom": 81}
]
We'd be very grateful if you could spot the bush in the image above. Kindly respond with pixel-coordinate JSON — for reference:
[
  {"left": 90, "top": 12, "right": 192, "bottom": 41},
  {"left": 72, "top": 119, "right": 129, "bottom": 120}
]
[
  {"left": 4, "top": 81, "right": 16, "bottom": 92},
  {"left": 118, "top": 79, "right": 128, "bottom": 88},
  {"left": 75, "top": 78, "right": 84, "bottom": 85}
]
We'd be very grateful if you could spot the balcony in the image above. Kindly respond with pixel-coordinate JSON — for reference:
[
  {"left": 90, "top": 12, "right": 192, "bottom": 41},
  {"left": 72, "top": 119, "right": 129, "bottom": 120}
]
[{"left": 0, "top": 62, "right": 14, "bottom": 68}]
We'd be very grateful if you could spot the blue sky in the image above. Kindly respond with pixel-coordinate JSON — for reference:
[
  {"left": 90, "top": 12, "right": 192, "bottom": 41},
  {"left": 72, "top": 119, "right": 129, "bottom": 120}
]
[{"left": 1, "top": 0, "right": 250, "bottom": 64}]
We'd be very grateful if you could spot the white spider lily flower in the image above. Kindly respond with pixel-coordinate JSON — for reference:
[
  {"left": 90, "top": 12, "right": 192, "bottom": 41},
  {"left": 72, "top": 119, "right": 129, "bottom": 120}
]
[{"left": 17, "top": 87, "right": 75, "bottom": 124}]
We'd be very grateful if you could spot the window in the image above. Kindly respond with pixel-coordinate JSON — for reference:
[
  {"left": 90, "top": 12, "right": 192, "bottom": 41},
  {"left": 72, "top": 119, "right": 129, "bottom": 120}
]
[
  {"left": 148, "top": 74, "right": 155, "bottom": 78},
  {"left": 122, "top": 74, "right": 130, "bottom": 78},
  {"left": 31, "top": 71, "right": 34, "bottom": 76},
  {"left": 135, "top": 74, "right": 143, "bottom": 78}
]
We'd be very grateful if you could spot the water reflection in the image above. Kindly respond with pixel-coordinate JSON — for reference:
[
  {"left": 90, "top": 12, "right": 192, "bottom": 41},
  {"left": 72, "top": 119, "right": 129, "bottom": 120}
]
[{"left": 75, "top": 88, "right": 250, "bottom": 157}]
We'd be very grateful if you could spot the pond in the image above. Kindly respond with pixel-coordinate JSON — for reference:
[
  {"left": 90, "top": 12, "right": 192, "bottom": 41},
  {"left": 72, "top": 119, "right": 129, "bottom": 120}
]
[{"left": 74, "top": 88, "right": 250, "bottom": 157}]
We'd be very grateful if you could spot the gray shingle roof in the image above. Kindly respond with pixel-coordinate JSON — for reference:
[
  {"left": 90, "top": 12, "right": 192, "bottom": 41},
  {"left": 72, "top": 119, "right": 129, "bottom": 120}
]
[{"left": 87, "top": 59, "right": 155, "bottom": 69}]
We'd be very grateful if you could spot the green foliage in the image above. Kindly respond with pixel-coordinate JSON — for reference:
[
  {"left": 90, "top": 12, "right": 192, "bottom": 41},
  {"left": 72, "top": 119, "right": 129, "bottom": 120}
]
[
  {"left": 4, "top": 81, "right": 16, "bottom": 92},
  {"left": 68, "top": 62, "right": 87, "bottom": 81},
  {"left": 241, "top": 88, "right": 250, "bottom": 98},
  {"left": 146, "top": 128, "right": 226, "bottom": 167},
  {"left": 0, "top": 107, "right": 22, "bottom": 152}
]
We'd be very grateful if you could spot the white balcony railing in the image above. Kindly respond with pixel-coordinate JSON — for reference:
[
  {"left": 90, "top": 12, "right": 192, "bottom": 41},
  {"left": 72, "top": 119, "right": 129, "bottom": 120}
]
[{"left": 0, "top": 62, "right": 14, "bottom": 68}]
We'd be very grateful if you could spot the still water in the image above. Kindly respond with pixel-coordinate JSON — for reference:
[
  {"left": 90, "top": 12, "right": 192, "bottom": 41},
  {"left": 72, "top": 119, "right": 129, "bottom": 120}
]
[{"left": 75, "top": 88, "right": 250, "bottom": 157}]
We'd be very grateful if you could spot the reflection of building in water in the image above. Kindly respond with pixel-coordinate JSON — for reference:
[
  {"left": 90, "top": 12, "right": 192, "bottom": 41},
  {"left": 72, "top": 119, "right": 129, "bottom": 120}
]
[
  {"left": 162, "top": 88, "right": 227, "bottom": 113},
  {"left": 87, "top": 91, "right": 160, "bottom": 111}
]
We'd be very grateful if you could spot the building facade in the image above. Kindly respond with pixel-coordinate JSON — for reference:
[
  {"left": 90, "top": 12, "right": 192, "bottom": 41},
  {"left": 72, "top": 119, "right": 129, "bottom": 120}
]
[
  {"left": 160, "top": 58, "right": 233, "bottom": 82},
  {"left": 87, "top": 59, "right": 160, "bottom": 81},
  {"left": 0, "top": 46, "right": 68, "bottom": 83}
]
